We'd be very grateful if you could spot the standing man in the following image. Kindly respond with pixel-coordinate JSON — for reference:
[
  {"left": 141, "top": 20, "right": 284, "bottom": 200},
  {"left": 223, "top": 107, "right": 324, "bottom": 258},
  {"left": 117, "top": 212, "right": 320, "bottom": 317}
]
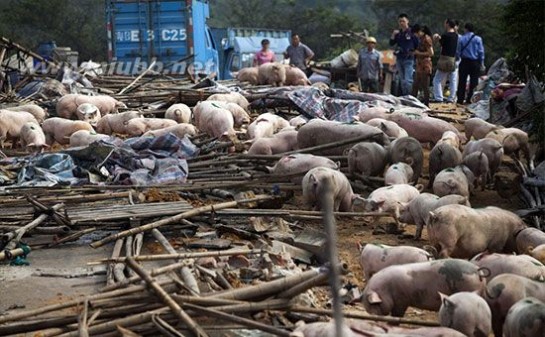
[
  {"left": 357, "top": 37, "right": 383, "bottom": 93},
  {"left": 456, "top": 23, "right": 485, "bottom": 105},
  {"left": 432, "top": 19, "right": 459, "bottom": 103},
  {"left": 389, "top": 13, "right": 419, "bottom": 96},
  {"left": 284, "top": 34, "right": 315, "bottom": 76}
]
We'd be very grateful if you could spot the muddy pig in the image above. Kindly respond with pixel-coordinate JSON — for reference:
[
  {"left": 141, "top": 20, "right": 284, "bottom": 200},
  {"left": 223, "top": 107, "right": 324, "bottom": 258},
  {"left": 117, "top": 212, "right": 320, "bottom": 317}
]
[
  {"left": 463, "top": 151, "right": 489, "bottom": 190},
  {"left": 486, "top": 127, "right": 529, "bottom": 161},
  {"left": 95, "top": 111, "right": 142, "bottom": 135},
  {"left": 302, "top": 166, "right": 359, "bottom": 212},
  {"left": 470, "top": 252, "right": 545, "bottom": 282},
  {"left": 143, "top": 123, "right": 198, "bottom": 139},
  {"left": 20, "top": 122, "right": 48, "bottom": 152},
  {"left": 206, "top": 92, "right": 250, "bottom": 110},
  {"left": 236, "top": 67, "right": 259, "bottom": 85},
  {"left": 248, "top": 130, "right": 298, "bottom": 155},
  {"left": 358, "top": 243, "right": 432, "bottom": 280},
  {"left": 284, "top": 65, "right": 310, "bottom": 86},
  {"left": 5, "top": 104, "right": 47, "bottom": 123},
  {"left": 69, "top": 130, "right": 110, "bottom": 147},
  {"left": 483, "top": 274, "right": 545, "bottom": 337},
  {"left": 427, "top": 205, "right": 527, "bottom": 258},
  {"left": 347, "top": 142, "right": 388, "bottom": 177},
  {"left": 399, "top": 193, "right": 470, "bottom": 240},
  {"left": 366, "top": 118, "right": 408, "bottom": 138},
  {"left": 164, "top": 103, "right": 191, "bottom": 124},
  {"left": 389, "top": 136, "right": 424, "bottom": 183},
  {"left": 258, "top": 62, "right": 286, "bottom": 86},
  {"left": 267, "top": 154, "right": 338, "bottom": 184},
  {"left": 465, "top": 117, "right": 502, "bottom": 140},
  {"left": 76, "top": 103, "right": 101, "bottom": 125},
  {"left": 463, "top": 138, "right": 504, "bottom": 180},
  {"left": 362, "top": 259, "right": 486, "bottom": 317},
  {"left": 298, "top": 119, "right": 389, "bottom": 156},
  {"left": 388, "top": 114, "right": 465, "bottom": 145},
  {"left": 503, "top": 297, "right": 545, "bottom": 337},
  {"left": 428, "top": 142, "right": 463, "bottom": 188},
  {"left": 433, "top": 165, "right": 475, "bottom": 198},
  {"left": 438, "top": 292, "right": 492, "bottom": 337},
  {"left": 41, "top": 117, "right": 94, "bottom": 145},
  {"left": 0, "top": 110, "right": 39, "bottom": 148},
  {"left": 56, "top": 94, "right": 126, "bottom": 119},
  {"left": 384, "top": 162, "right": 414, "bottom": 185},
  {"left": 126, "top": 118, "right": 178, "bottom": 137},
  {"left": 515, "top": 227, "right": 545, "bottom": 254},
  {"left": 360, "top": 184, "right": 422, "bottom": 226}
]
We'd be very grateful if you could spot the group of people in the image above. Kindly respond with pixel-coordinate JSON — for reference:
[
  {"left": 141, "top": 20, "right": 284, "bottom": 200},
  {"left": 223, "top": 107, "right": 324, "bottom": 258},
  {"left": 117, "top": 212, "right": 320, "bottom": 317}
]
[
  {"left": 357, "top": 13, "right": 485, "bottom": 107},
  {"left": 252, "top": 34, "right": 315, "bottom": 75}
]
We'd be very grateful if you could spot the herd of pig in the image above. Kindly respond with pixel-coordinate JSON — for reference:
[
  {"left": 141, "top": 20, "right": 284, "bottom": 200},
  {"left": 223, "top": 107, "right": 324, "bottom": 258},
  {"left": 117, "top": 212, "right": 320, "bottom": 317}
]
[{"left": 0, "top": 88, "right": 543, "bottom": 336}]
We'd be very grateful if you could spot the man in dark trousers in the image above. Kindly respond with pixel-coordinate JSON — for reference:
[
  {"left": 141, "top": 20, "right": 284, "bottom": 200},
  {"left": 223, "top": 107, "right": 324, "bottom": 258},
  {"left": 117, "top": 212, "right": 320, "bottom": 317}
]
[
  {"left": 456, "top": 23, "right": 485, "bottom": 105},
  {"left": 432, "top": 19, "right": 459, "bottom": 103},
  {"left": 284, "top": 34, "right": 314, "bottom": 76},
  {"left": 389, "top": 13, "right": 419, "bottom": 96}
]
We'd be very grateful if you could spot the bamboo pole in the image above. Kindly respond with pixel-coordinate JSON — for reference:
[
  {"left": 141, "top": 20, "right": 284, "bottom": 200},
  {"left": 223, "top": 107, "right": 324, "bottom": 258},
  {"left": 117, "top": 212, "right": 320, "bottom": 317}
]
[
  {"left": 118, "top": 60, "right": 157, "bottom": 95},
  {"left": 207, "top": 298, "right": 292, "bottom": 314},
  {"left": 90, "top": 195, "right": 274, "bottom": 248},
  {"left": 125, "top": 257, "right": 209, "bottom": 337},
  {"left": 107, "top": 239, "right": 124, "bottom": 286}
]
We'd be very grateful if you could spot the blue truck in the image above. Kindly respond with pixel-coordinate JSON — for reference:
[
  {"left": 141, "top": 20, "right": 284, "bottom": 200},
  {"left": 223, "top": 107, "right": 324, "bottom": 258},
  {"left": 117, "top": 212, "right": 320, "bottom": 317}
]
[{"left": 105, "top": 0, "right": 290, "bottom": 80}]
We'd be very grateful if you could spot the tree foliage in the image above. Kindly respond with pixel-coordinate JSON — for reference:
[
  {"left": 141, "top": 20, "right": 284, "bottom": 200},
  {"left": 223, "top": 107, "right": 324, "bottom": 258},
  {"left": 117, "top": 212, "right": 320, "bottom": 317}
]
[{"left": 503, "top": 0, "right": 545, "bottom": 81}]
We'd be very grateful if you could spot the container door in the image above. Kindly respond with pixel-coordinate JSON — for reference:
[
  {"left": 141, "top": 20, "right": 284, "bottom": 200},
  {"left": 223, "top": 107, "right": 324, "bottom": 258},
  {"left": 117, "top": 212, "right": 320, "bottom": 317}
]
[
  {"left": 110, "top": 1, "right": 152, "bottom": 64},
  {"left": 150, "top": 0, "right": 189, "bottom": 67}
]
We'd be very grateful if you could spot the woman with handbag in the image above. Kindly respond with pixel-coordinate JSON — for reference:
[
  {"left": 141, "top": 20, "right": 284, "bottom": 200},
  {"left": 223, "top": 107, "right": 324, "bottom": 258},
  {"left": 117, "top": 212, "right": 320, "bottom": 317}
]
[
  {"left": 411, "top": 24, "right": 434, "bottom": 106},
  {"left": 432, "top": 19, "right": 459, "bottom": 103}
]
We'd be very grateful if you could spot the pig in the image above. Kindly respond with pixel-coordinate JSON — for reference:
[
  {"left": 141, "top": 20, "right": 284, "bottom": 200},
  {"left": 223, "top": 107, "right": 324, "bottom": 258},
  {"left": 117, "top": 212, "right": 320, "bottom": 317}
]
[
  {"left": 297, "top": 119, "right": 390, "bottom": 156},
  {"left": 438, "top": 292, "right": 492, "bottom": 337},
  {"left": 19, "top": 122, "right": 48, "bottom": 152},
  {"left": 427, "top": 205, "right": 527, "bottom": 258},
  {"left": 358, "top": 243, "right": 432, "bottom": 280},
  {"left": 236, "top": 67, "right": 259, "bottom": 85},
  {"left": 311, "top": 82, "right": 330, "bottom": 91},
  {"left": 247, "top": 130, "right": 298, "bottom": 155},
  {"left": 428, "top": 142, "right": 463, "bottom": 188},
  {"left": 69, "top": 130, "right": 110, "bottom": 147},
  {"left": 56, "top": 94, "right": 126, "bottom": 119},
  {"left": 266, "top": 154, "right": 339, "bottom": 184},
  {"left": 95, "top": 111, "right": 142, "bottom": 135},
  {"left": 193, "top": 102, "right": 236, "bottom": 139},
  {"left": 302, "top": 166, "right": 359, "bottom": 212},
  {"left": 289, "top": 115, "right": 308, "bottom": 128},
  {"left": 290, "top": 320, "right": 381, "bottom": 337},
  {"left": 470, "top": 252, "right": 545, "bottom": 282},
  {"left": 464, "top": 117, "right": 502, "bottom": 140},
  {"left": 206, "top": 92, "right": 250, "bottom": 111},
  {"left": 483, "top": 274, "right": 545, "bottom": 337},
  {"left": 354, "top": 106, "right": 392, "bottom": 123},
  {"left": 529, "top": 244, "right": 545, "bottom": 264},
  {"left": 463, "top": 138, "right": 504, "bottom": 180},
  {"left": 360, "top": 184, "right": 422, "bottom": 226},
  {"left": 247, "top": 113, "right": 290, "bottom": 139},
  {"left": 0, "top": 110, "right": 39, "bottom": 148},
  {"left": 41, "top": 117, "right": 94, "bottom": 145},
  {"left": 126, "top": 118, "right": 178, "bottom": 137},
  {"left": 204, "top": 101, "right": 250, "bottom": 127},
  {"left": 366, "top": 118, "right": 408, "bottom": 138},
  {"left": 284, "top": 65, "right": 311, "bottom": 86},
  {"left": 384, "top": 162, "right": 414, "bottom": 185},
  {"left": 347, "top": 142, "right": 388, "bottom": 177},
  {"left": 388, "top": 137, "right": 424, "bottom": 183},
  {"left": 143, "top": 123, "right": 198, "bottom": 139},
  {"left": 386, "top": 327, "right": 468, "bottom": 337},
  {"left": 399, "top": 193, "right": 470, "bottom": 240},
  {"left": 388, "top": 114, "right": 465, "bottom": 145},
  {"left": 463, "top": 151, "right": 489, "bottom": 191},
  {"left": 515, "top": 227, "right": 545, "bottom": 254},
  {"left": 257, "top": 62, "right": 286, "bottom": 86},
  {"left": 5, "top": 104, "right": 47, "bottom": 123},
  {"left": 503, "top": 297, "right": 545, "bottom": 337},
  {"left": 486, "top": 128, "right": 530, "bottom": 161},
  {"left": 438, "top": 131, "right": 461, "bottom": 148},
  {"left": 361, "top": 259, "right": 486, "bottom": 317},
  {"left": 433, "top": 165, "right": 475, "bottom": 198},
  {"left": 164, "top": 103, "right": 191, "bottom": 124},
  {"left": 76, "top": 103, "right": 101, "bottom": 125}
]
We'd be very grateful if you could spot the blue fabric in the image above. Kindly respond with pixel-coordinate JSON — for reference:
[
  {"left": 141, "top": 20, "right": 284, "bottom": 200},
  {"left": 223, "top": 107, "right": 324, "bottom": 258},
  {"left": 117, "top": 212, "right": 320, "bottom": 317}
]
[
  {"left": 457, "top": 32, "right": 485, "bottom": 63},
  {"left": 389, "top": 29, "right": 419, "bottom": 59},
  {"left": 397, "top": 58, "right": 414, "bottom": 96}
]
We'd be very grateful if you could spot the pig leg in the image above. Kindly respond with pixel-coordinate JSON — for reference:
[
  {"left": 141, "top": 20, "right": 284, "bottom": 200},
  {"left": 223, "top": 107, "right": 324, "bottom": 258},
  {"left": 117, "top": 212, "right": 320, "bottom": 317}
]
[
  {"left": 414, "top": 218, "right": 425, "bottom": 240},
  {"left": 391, "top": 305, "right": 408, "bottom": 318}
]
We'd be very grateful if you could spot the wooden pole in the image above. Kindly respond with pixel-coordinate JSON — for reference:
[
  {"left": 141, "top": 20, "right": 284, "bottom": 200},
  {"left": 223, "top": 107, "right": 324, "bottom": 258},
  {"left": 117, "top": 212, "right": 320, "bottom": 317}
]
[
  {"left": 118, "top": 60, "right": 157, "bottom": 95},
  {"left": 125, "top": 257, "right": 209, "bottom": 337},
  {"left": 90, "top": 195, "right": 273, "bottom": 248}
]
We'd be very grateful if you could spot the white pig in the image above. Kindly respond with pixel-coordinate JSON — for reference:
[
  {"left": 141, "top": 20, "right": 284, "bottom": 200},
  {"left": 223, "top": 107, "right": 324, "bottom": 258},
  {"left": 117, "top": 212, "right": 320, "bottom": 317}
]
[
  {"left": 19, "top": 122, "right": 48, "bottom": 152},
  {"left": 433, "top": 165, "right": 475, "bottom": 198},
  {"left": 266, "top": 154, "right": 338, "bottom": 184},
  {"left": 165, "top": 103, "right": 191, "bottom": 124},
  {"left": 360, "top": 184, "right": 421, "bottom": 226},
  {"left": 384, "top": 162, "right": 414, "bottom": 185},
  {"left": 95, "top": 111, "right": 142, "bottom": 135},
  {"left": 247, "top": 130, "right": 298, "bottom": 155},
  {"left": 76, "top": 103, "right": 101, "bottom": 125},
  {"left": 69, "top": 130, "right": 110, "bottom": 147},
  {"left": 0, "top": 110, "right": 39, "bottom": 148},
  {"left": 41, "top": 117, "right": 94, "bottom": 145},
  {"left": 143, "top": 123, "right": 198, "bottom": 139},
  {"left": 206, "top": 92, "right": 250, "bottom": 110},
  {"left": 438, "top": 292, "right": 492, "bottom": 337},
  {"left": 366, "top": 118, "right": 409, "bottom": 138},
  {"left": 126, "top": 118, "right": 178, "bottom": 137},
  {"left": 56, "top": 94, "right": 126, "bottom": 119},
  {"left": 302, "top": 166, "right": 360, "bottom": 212},
  {"left": 5, "top": 104, "right": 48, "bottom": 123}
]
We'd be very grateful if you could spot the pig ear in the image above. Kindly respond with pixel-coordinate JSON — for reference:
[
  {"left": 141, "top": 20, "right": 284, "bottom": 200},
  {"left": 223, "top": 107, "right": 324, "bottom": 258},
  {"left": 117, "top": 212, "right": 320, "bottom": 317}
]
[
  {"left": 352, "top": 196, "right": 366, "bottom": 206},
  {"left": 428, "top": 211, "right": 436, "bottom": 222},
  {"left": 438, "top": 292, "right": 453, "bottom": 307},
  {"left": 357, "top": 242, "right": 366, "bottom": 252},
  {"left": 370, "top": 200, "right": 386, "bottom": 209},
  {"left": 528, "top": 245, "right": 535, "bottom": 253},
  {"left": 367, "top": 291, "right": 382, "bottom": 304},
  {"left": 265, "top": 166, "right": 274, "bottom": 173},
  {"left": 414, "top": 184, "right": 424, "bottom": 192}
]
